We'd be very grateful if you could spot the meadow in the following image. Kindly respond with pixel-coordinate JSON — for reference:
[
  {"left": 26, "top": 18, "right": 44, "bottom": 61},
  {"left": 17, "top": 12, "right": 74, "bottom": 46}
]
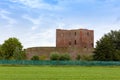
[{"left": 0, "top": 66, "right": 120, "bottom": 80}]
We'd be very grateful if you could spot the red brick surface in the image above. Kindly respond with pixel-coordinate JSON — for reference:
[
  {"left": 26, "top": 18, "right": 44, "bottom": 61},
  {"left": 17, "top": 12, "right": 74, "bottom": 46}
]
[
  {"left": 26, "top": 29, "right": 94, "bottom": 60},
  {"left": 56, "top": 29, "right": 94, "bottom": 49}
]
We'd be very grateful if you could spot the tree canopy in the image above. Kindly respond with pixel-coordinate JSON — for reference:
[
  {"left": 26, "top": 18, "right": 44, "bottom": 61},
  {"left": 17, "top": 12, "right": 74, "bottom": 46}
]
[
  {"left": 93, "top": 30, "right": 120, "bottom": 61},
  {"left": 0, "top": 37, "right": 24, "bottom": 60}
]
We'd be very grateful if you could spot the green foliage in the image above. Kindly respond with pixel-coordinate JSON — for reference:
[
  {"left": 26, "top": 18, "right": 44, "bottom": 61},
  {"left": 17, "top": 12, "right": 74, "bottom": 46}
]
[
  {"left": 113, "top": 50, "right": 120, "bottom": 61},
  {"left": 76, "top": 54, "right": 81, "bottom": 60},
  {"left": 50, "top": 52, "right": 71, "bottom": 61},
  {"left": 59, "top": 53, "right": 71, "bottom": 61},
  {"left": 31, "top": 55, "right": 39, "bottom": 60},
  {"left": 39, "top": 55, "right": 47, "bottom": 60},
  {"left": 76, "top": 54, "right": 93, "bottom": 61},
  {"left": 13, "top": 47, "right": 26, "bottom": 60},
  {"left": 50, "top": 52, "right": 60, "bottom": 60},
  {"left": 0, "top": 45, "right": 3, "bottom": 59},
  {"left": 94, "top": 30, "right": 120, "bottom": 61},
  {"left": 0, "top": 37, "right": 23, "bottom": 60},
  {"left": 81, "top": 55, "right": 93, "bottom": 61}
]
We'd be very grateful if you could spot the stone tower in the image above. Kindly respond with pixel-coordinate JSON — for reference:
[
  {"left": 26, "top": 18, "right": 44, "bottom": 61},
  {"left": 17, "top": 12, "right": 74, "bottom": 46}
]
[{"left": 56, "top": 29, "right": 94, "bottom": 49}]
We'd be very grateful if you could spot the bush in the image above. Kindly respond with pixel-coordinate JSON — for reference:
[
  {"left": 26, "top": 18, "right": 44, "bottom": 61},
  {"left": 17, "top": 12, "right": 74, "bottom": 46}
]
[
  {"left": 81, "top": 55, "right": 93, "bottom": 61},
  {"left": 50, "top": 52, "right": 71, "bottom": 61},
  {"left": 76, "top": 54, "right": 81, "bottom": 60},
  {"left": 50, "top": 52, "right": 60, "bottom": 60},
  {"left": 39, "top": 55, "right": 47, "bottom": 60},
  {"left": 31, "top": 55, "right": 39, "bottom": 60},
  {"left": 59, "top": 53, "right": 71, "bottom": 61}
]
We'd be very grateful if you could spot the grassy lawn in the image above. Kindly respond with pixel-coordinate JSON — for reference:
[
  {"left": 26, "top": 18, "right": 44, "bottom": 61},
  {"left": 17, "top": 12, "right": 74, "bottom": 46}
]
[{"left": 0, "top": 66, "right": 120, "bottom": 80}]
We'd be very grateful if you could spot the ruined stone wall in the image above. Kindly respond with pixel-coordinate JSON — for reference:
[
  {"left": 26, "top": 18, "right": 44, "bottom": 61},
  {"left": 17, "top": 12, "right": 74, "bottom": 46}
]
[
  {"left": 56, "top": 29, "right": 94, "bottom": 49},
  {"left": 26, "top": 28, "right": 94, "bottom": 60},
  {"left": 26, "top": 47, "right": 93, "bottom": 60}
]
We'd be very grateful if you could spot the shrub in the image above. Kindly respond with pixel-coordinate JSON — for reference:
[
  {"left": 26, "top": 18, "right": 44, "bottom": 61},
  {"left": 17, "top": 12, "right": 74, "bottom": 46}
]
[
  {"left": 31, "top": 55, "right": 39, "bottom": 60},
  {"left": 76, "top": 54, "right": 81, "bottom": 60},
  {"left": 39, "top": 55, "right": 47, "bottom": 60},
  {"left": 81, "top": 55, "right": 93, "bottom": 61},
  {"left": 59, "top": 53, "right": 71, "bottom": 61},
  {"left": 50, "top": 52, "right": 60, "bottom": 60}
]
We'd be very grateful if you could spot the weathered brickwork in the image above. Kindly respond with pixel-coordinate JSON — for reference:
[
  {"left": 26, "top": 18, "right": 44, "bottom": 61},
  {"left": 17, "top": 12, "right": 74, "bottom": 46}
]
[
  {"left": 56, "top": 29, "right": 94, "bottom": 49},
  {"left": 26, "top": 28, "right": 94, "bottom": 60},
  {"left": 26, "top": 47, "right": 93, "bottom": 60}
]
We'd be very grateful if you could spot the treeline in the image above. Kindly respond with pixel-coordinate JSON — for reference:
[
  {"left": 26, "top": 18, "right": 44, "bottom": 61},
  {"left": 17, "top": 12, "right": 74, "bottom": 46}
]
[{"left": 0, "top": 29, "right": 120, "bottom": 61}]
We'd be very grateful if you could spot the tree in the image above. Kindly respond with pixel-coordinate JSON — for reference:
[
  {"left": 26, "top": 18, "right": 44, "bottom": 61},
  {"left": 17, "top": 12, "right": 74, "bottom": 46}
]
[
  {"left": 1, "top": 37, "right": 23, "bottom": 59},
  {"left": 13, "top": 47, "right": 26, "bottom": 60},
  {"left": 0, "top": 45, "right": 4, "bottom": 59},
  {"left": 31, "top": 55, "right": 39, "bottom": 60},
  {"left": 93, "top": 30, "right": 120, "bottom": 61}
]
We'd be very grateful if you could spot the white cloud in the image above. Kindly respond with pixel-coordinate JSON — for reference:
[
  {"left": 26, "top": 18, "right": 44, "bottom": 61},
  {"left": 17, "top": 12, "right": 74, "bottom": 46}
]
[{"left": 31, "top": 26, "right": 39, "bottom": 30}]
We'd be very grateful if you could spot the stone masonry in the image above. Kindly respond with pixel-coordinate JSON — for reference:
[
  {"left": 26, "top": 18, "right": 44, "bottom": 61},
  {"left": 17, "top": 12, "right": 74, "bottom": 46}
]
[
  {"left": 56, "top": 29, "right": 94, "bottom": 49},
  {"left": 26, "top": 29, "right": 94, "bottom": 60}
]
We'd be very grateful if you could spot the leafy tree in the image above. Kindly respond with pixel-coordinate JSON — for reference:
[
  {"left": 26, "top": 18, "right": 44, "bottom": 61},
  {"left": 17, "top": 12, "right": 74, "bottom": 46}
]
[
  {"left": 31, "top": 55, "right": 39, "bottom": 60},
  {"left": 93, "top": 30, "right": 120, "bottom": 61},
  {"left": 1, "top": 37, "right": 23, "bottom": 59},
  {"left": 13, "top": 47, "right": 26, "bottom": 60},
  {"left": 0, "top": 45, "right": 4, "bottom": 59},
  {"left": 50, "top": 52, "right": 60, "bottom": 60}
]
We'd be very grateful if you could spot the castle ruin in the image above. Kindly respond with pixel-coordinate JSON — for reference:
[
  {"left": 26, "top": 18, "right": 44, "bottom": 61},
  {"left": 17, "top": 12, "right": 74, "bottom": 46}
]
[
  {"left": 26, "top": 29, "right": 94, "bottom": 60},
  {"left": 56, "top": 29, "right": 94, "bottom": 48}
]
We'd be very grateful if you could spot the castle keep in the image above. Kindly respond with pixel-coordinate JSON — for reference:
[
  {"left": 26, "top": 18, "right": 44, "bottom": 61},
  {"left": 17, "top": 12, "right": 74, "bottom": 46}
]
[
  {"left": 56, "top": 29, "right": 94, "bottom": 48},
  {"left": 26, "top": 29, "right": 94, "bottom": 60}
]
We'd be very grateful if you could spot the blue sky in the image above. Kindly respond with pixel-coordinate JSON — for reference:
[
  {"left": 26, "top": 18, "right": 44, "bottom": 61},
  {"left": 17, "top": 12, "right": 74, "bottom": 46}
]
[{"left": 0, "top": 0, "right": 120, "bottom": 48}]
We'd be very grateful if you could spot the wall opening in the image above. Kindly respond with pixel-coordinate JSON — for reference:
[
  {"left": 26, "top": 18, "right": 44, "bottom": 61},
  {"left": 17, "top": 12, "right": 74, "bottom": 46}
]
[
  {"left": 75, "top": 40, "right": 76, "bottom": 45},
  {"left": 91, "top": 43, "right": 93, "bottom": 47},
  {"left": 75, "top": 32, "right": 76, "bottom": 36},
  {"left": 69, "top": 42, "right": 71, "bottom": 45},
  {"left": 87, "top": 32, "right": 89, "bottom": 36}
]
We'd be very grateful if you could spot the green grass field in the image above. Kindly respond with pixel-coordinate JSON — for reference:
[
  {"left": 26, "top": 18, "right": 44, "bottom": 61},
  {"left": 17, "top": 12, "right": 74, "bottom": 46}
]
[{"left": 0, "top": 66, "right": 120, "bottom": 80}]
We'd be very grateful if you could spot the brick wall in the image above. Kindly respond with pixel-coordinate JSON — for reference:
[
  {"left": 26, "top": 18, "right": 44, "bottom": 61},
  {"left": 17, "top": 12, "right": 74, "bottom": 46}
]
[
  {"left": 56, "top": 29, "right": 94, "bottom": 49},
  {"left": 26, "top": 28, "right": 94, "bottom": 60},
  {"left": 26, "top": 47, "right": 94, "bottom": 60}
]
